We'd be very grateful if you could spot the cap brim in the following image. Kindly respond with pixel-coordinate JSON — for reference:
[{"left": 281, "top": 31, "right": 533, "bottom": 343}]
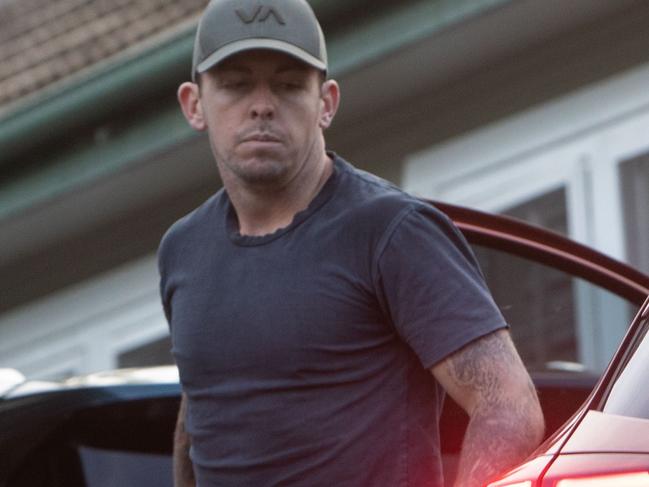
[{"left": 196, "top": 38, "right": 327, "bottom": 76}]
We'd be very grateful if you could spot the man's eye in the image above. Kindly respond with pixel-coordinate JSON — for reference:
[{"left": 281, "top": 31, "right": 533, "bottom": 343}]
[
  {"left": 222, "top": 80, "right": 249, "bottom": 89},
  {"left": 277, "top": 81, "right": 302, "bottom": 91}
]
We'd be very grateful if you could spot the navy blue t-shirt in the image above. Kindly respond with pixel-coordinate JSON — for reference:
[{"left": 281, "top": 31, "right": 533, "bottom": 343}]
[{"left": 158, "top": 154, "right": 507, "bottom": 486}]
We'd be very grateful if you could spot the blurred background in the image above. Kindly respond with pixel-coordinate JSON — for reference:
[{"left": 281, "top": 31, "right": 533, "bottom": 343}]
[{"left": 1, "top": 0, "right": 648, "bottom": 380}]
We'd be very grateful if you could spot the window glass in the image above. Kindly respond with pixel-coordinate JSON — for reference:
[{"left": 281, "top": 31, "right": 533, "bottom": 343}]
[
  {"left": 503, "top": 187, "right": 568, "bottom": 236},
  {"left": 602, "top": 318, "right": 649, "bottom": 419},
  {"left": 473, "top": 245, "right": 574, "bottom": 370},
  {"left": 470, "top": 186, "right": 634, "bottom": 373},
  {"left": 475, "top": 188, "right": 575, "bottom": 370},
  {"left": 471, "top": 246, "right": 634, "bottom": 373},
  {"left": 79, "top": 446, "right": 172, "bottom": 487},
  {"left": 620, "top": 155, "right": 649, "bottom": 274}
]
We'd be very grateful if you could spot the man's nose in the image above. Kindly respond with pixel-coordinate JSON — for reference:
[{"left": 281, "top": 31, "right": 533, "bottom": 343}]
[{"left": 249, "top": 84, "right": 275, "bottom": 119}]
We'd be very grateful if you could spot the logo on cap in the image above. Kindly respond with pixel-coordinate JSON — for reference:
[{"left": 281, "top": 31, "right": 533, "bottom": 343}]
[{"left": 236, "top": 6, "right": 286, "bottom": 25}]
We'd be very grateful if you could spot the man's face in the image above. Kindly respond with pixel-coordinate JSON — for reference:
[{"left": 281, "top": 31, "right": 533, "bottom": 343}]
[{"left": 196, "top": 50, "right": 329, "bottom": 189}]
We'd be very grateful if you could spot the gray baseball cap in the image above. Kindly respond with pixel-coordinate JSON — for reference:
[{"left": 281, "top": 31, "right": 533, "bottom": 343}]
[{"left": 192, "top": 0, "right": 327, "bottom": 81}]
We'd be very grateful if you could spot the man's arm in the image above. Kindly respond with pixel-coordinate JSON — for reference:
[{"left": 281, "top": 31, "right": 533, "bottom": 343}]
[
  {"left": 431, "top": 329, "right": 545, "bottom": 487},
  {"left": 174, "top": 393, "right": 196, "bottom": 487}
]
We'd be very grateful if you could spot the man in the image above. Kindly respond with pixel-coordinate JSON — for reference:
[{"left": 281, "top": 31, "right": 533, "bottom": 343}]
[{"left": 158, "top": 0, "right": 545, "bottom": 486}]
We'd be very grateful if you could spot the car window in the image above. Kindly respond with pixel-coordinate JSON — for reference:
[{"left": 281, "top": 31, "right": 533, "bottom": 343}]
[
  {"left": 601, "top": 316, "right": 649, "bottom": 419},
  {"left": 471, "top": 244, "right": 636, "bottom": 374}
]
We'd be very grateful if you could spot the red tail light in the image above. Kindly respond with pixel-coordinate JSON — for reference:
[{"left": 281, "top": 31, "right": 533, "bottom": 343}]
[
  {"left": 486, "top": 481, "right": 533, "bottom": 487},
  {"left": 488, "top": 472, "right": 649, "bottom": 487},
  {"left": 555, "top": 472, "right": 649, "bottom": 486}
]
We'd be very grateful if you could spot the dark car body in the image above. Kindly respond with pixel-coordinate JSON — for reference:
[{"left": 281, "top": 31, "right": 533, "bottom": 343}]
[{"left": 2, "top": 202, "right": 648, "bottom": 487}]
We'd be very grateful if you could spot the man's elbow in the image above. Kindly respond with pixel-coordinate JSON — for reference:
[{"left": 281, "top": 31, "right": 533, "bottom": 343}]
[
  {"left": 497, "top": 378, "right": 546, "bottom": 451},
  {"left": 510, "top": 382, "right": 545, "bottom": 452}
]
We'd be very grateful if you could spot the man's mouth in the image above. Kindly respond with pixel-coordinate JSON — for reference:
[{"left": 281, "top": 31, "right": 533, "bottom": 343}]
[{"left": 241, "top": 132, "right": 282, "bottom": 143}]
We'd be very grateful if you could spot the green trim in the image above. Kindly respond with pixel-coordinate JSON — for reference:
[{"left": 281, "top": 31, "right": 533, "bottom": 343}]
[
  {"left": 0, "top": 105, "right": 195, "bottom": 219},
  {"left": 328, "top": 0, "right": 512, "bottom": 74},
  {"left": 0, "top": 25, "right": 196, "bottom": 166},
  {"left": 0, "top": 0, "right": 513, "bottom": 220}
]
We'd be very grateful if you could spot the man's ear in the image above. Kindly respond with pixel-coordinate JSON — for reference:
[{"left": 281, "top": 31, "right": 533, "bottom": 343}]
[
  {"left": 319, "top": 79, "right": 340, "bottom": 130},
  {"left": 177, "top": 82, "right": 206, "bottom": 131}
]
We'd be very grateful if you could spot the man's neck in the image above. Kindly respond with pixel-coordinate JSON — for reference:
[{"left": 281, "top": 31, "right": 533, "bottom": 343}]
[{"left": 226, "top": 152, "right": 333, "bottom": 237}]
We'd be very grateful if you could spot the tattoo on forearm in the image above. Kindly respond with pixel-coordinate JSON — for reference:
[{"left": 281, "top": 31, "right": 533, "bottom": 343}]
[{"left": 446, "top": 332, "right": 544, "bottom": 486}]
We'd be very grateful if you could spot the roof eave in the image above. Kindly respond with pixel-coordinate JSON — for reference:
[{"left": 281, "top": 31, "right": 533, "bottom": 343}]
[{"left": 0, "top": 0, "right": 514, "bottom": 170}]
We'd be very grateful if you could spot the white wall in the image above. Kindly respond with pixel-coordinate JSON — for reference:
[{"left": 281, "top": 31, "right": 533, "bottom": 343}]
[{"left": 0, "top": 256, "right": 167, "bottom": 380}]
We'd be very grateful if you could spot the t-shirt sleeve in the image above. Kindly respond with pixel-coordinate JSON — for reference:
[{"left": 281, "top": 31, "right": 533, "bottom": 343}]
[{"left": 374, "top": 204, "right": 508, "bottom": 369}]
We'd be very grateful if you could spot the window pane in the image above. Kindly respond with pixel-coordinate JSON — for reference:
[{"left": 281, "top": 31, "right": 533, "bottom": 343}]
[
  {"left": 620, "top": 155, "right": 649, "bottom": 274},
  {"left": 483, "top": 188, "right": 575, "bottom": 369},
  {"left": 473, "top": 244, "right": 636, "bottom": 373},
  {"left": 503, "top": 187, "right": 568, "bottom": 236},
  {"left": 472, "top": 187, "right": 635, "bottom": 372},
  {"left": 473, "top": 245, "right": 576, "bottom": 370}
]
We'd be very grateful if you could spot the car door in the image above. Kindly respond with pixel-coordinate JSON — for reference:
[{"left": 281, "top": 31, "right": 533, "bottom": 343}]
[{"left": 434, "top": 201, "right": 649, "bottom": 486}]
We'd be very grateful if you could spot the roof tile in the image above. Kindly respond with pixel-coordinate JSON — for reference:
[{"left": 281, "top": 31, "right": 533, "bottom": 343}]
[{"left": 0, "top": 0, "right": 207, "bottom": 112}]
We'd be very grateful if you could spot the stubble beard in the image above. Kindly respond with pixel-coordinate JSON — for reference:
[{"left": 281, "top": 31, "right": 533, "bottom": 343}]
[
  {"left": 224, "top": 150, "right": 292, "bottom": 187},
  {"left": 214, "top": 124, "right": 322, "bottom": 192}
]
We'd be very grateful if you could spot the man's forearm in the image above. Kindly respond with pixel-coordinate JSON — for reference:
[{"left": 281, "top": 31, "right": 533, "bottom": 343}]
[
  {"left": 453, "top": 398, "right": 544, "bottom": 486},
  {"left": 174, "top": 394, "right": 196, "bottom": 487},
  {"left": 431, "top": 330, "right": 545, "bottom": 487}
]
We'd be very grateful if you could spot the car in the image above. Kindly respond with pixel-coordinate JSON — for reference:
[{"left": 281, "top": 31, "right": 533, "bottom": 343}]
[
  {"left": 1, "top": 201, "right": 648, "bottom": 487},
  {"left": 0, "top": 367, "right": 181, "bottom": 487}
]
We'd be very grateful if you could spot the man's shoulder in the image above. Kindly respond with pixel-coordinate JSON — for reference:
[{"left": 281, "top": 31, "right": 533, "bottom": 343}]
[
  {"left": 330, "top": 155, "right": 461, "bottom": 248},
  {"left": 158, "top": 189, "right": 225, "bottom": 256},
  {"left": 333, "top": 155, "right": 438, "bottom": 220}
]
